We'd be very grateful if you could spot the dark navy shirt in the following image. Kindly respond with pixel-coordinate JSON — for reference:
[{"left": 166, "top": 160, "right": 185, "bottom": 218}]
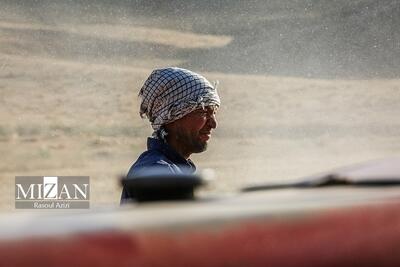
[{"left": 120, "top": 137, "right": 196, "bottom": 203}]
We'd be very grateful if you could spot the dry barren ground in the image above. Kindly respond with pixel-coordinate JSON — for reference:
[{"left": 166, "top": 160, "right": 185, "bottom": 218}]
[{"left": 1, "top": 1, "right": 400, "bottom": 211}]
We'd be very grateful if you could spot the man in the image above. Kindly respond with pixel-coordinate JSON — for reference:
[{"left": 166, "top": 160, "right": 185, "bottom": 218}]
[{"left": 121, "top": 67, "right": 220, "bottom": 202}]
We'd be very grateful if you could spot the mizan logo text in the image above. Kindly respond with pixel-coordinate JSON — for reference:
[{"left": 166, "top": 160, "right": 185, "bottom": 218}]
[{"left": 15, "top": 176, "right": 90, "bottom": 209}]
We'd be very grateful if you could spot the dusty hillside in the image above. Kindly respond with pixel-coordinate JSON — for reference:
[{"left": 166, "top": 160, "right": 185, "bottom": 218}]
[
  {"left": 2, "top": 0, "right": 399, "bottom": 78},
  {"left": 0, "top": 0, "right": 399, "bottom": 211}
]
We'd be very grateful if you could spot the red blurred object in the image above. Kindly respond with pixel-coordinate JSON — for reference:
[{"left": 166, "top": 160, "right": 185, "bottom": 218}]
[{"left": 1, "top": 202, "right": 400, "bottom": 267}]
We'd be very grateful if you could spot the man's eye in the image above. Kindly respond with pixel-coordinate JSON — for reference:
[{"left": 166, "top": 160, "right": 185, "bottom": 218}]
[{"left": 193, "top": 111, "right": 207, "bottom": 117}]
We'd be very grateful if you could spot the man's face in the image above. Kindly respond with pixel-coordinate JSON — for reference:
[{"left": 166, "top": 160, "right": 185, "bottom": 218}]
[{"left": 170, "top": 106, "right": 218, "bottom": 155}]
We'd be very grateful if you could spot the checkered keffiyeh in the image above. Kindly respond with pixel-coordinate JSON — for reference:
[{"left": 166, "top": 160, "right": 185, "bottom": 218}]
[{"left": 139, "top": 67, "right": 221, "bottom": 132}]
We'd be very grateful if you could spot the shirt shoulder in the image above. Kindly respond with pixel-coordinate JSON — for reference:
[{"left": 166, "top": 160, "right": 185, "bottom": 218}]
[
  {"left": 121, "top": 142, "right": 196, "bottom": 203},
  {"left": 127, "top": 149, "right": 179, "bottom": 178}
]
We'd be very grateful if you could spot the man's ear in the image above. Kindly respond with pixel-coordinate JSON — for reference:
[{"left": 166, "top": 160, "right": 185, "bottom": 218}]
[{"left": 163, "top": 121, "right": 175, "bottom": 134}]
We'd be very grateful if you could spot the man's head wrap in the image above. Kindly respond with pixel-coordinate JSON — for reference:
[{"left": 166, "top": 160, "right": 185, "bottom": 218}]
[{"left": 139, "top": 67, "right": 221, "bottom": 134}]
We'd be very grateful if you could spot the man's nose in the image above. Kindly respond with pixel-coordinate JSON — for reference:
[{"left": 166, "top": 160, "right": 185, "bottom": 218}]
[{"left": 207, "top": 114, "right": 217, "bottom": 129}]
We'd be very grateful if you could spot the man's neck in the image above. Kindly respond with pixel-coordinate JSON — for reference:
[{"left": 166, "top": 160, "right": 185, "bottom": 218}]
[{"left": 165, "top": 137, "right": 191, "bottom": 159}]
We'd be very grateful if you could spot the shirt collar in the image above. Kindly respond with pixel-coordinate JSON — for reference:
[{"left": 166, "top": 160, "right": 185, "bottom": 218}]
[{"left": 147, "top": 137, "right": 196, "bottom": 172}]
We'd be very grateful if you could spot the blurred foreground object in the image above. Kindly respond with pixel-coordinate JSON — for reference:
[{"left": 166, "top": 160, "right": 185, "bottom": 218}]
[
  {"left": 121, "top": 170, "right": 205, "bottom": 202},
  {"left": 243, "top": 157, "right": 400, "bottom": 191},
  {"left": 1, "top": 157, "right": 400, "bottom": 267}
]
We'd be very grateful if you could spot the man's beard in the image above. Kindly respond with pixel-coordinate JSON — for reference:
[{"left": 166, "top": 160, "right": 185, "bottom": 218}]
[{"left": 177, "top": 131, "right": 208, "bottom": 154}]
